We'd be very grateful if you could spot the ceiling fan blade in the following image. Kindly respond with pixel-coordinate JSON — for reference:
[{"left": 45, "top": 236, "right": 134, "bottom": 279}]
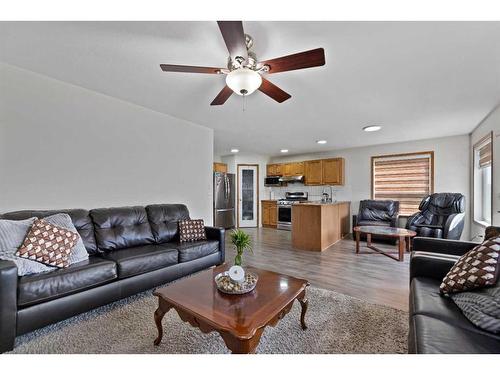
[
  {"left": 217, "top": 21, "right": 248, "bottom": 61},
  {"left": 160, "top": 64, "right": 223, "bottom": 74},
  {"left": 210, "top": 85, "right": 233, "bottom": 106},
  {"left": 260, "top": 48, "right": 325, "bottom": 74},
  {"left": 258, "top": 77, "right": 291, "bottom": 103}
]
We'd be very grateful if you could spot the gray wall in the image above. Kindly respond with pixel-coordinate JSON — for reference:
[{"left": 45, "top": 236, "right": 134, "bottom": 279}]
[
  {"left": 271, "top": 134, "right": 471, "bottom": 240},
  {"left": 0, "top": 63, "right": 214, "bottom": 223}
]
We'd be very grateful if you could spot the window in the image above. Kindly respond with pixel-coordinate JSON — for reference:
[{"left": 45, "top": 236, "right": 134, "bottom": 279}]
[
  {"left": 473, "top": 133, "right": 493, "bottom": 226},
  {"left": 371, "top": 151, "right": 434, "bottom": 216}
]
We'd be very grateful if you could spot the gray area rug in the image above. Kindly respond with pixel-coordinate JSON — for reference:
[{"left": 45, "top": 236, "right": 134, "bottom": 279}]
[{"left": 9, "top": 286, "right": 408, "bottom": 354}]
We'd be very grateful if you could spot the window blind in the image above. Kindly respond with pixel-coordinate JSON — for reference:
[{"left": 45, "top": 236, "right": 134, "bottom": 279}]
[
  {"left": 372, "top": 152, "right": 434, "bottom": 216},
  {"left": 478, "top": 139, "right": 492, "bottom": 169}
]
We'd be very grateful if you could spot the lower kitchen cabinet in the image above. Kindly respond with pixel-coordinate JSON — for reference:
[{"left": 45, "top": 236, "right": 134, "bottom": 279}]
[{"left": 261, "top": 200, "right": 277, "bottom": 228}]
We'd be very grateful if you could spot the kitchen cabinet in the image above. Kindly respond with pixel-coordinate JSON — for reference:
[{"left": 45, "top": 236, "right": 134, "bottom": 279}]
[
  {"left": 275, "top": 164, "right": 283, "bottom": 176},
  {"left": 292, "top": 162, "right": 304, "bottom": 175},
  {"left": 267, "top": 158, "right": 344, "bottom": 185},
  {"left": 304, "top": 160, "right": 323, "bottom": 185},
  {"left": 322, "top": 158, "right": 344, "bottom": 185},
  {"left": 266, "top": 164, "right": 283, "bottom": 176},
  {"left": 261, "top": 200, "right": 277, "bottom": 228},
  {"left": 283, "top": 163, "right": 294, "bottom": 177},
  {"left": 292, "top": 201, "right": 351, "bottom": 251},
  {"left": 213, "top": 163, "right": 228, "bottom": 173}
]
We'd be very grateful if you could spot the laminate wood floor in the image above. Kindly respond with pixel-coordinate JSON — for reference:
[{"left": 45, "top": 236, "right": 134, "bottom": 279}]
[{"left": 225, "top": 228, "right": 410, "bottom": 312}]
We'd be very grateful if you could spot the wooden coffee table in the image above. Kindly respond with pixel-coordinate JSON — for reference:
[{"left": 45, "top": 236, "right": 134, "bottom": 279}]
[
  {"left": 353, "top": 226, "right": 417, "bottom": 262},
  {"left": 153, "top": 265, "right": 310, "bottom": 354}
]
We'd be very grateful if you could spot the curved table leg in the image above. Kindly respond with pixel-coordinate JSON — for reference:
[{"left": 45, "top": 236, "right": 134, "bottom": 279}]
[
  {"left": 297, "top": 287, "right": 309, "bottom": 330},
  {"left": 153, "top": 298, "right": 171, "bottom": 346}
]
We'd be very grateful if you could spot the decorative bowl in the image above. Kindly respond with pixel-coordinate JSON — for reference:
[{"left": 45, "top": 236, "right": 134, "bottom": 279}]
[{"left": 215, "top": 271, "right": 258, "bottom": 295}]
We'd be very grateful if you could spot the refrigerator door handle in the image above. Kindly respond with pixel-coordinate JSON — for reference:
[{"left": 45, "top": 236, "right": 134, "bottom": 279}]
[{"left": 216, "top": 208, "right": 233, "bottom": 212}]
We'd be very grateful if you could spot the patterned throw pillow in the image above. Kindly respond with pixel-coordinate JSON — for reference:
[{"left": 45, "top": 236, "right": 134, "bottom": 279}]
[
  {"left": 16, "top": 218, "right": 79, "bottom": 268},
  {"left": 43, "top": 213, "right": 89, "bottom": 265},
  {"left": 178, "top": 219, "right": 206, "bottom": 243},
  {"left": 440, "top": 236, "right": 500, "bottom": 295}
]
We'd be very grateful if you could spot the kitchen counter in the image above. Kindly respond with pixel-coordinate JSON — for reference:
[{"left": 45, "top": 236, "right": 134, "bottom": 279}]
[
  {"left": 292, "top": 201, "right": 351, "bottom": 251},
  {"left": 296, "top": 200, "right": 350, "bottom": 206}
]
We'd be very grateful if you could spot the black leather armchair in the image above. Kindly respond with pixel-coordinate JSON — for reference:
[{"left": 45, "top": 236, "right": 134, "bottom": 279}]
[
  {"left": 352, "top": 200, "right": 399, "bottom": 239},
  {"left": 406, "top": 193, "right": 465, "bottom": 240}
]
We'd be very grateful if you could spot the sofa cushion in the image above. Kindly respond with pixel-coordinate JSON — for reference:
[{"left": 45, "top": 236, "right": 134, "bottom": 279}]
[
  {"left": 1, "top": 209, "right": 97, "bottom": 254},
  {"left": 409, "top": 314, "right": 500, "bottom": 354},
  {"left": 146, "top": 204, "right": 190, "bottom": 243},
  {"left": 100, "top": 244, "right": 178, "bottom": 279},
  {"left": 177, "top": 240, "right": 219, "bottom": 263},
  {"left": 90, "top": 206, "right": 155, "bottom": 252},
  {"left": 17, "top": 257, "right": 117, "bottom": 307}
]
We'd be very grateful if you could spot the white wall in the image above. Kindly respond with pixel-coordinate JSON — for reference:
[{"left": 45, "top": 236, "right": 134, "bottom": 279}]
[
  {"left": 271, "top": 135, "right": 471, "bottom": 239},
  {"left": 220, "top": 153, "right": 270, "bottom": 227},
  {"left": 0, "top": 63, "right": 214, "bottom": 223},
  {"left": 470, "top": 105, "right": 500, "bottom": 240}
]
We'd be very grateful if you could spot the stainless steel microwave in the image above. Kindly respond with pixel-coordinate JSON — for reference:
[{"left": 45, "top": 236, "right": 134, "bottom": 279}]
[{"left": 264, "top": 176, "right": 282, "bottom": 187}]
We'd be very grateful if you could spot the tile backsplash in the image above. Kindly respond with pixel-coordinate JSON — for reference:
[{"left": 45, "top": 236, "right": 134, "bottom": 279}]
[{"left": 267, "top": 183, "right": 352, "bottom": 203}]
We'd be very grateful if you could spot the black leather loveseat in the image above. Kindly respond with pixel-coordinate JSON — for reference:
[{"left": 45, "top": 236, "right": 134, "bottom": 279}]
[
  {"left": 0, "top": 204, "right": 225, "bottom": 353},
  {"left": 409, "top": 228, "right": 500, "bottom": 353}
]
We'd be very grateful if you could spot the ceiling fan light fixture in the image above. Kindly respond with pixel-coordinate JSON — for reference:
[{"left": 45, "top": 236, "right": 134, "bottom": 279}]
[{"left": 225, "top": 68, "right": 262, "bottom": 96}]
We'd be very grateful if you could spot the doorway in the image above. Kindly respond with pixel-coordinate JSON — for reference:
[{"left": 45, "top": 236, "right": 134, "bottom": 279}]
[{"left": 237, "top": 164, "right": 259, "bottom": 227}]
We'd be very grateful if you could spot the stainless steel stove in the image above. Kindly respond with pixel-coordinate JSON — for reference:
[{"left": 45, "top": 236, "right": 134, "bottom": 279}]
[{"left": 277, "top": 192, "right": 308, "bottom": 230}]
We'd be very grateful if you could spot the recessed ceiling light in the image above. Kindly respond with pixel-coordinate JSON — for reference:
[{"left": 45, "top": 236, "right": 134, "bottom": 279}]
[
  {"left": 280, "top": 149, "right": 289, "bottom": 153},
  {"left": 316, "top": 140, "right": 327, "bottom": 144},
  {"left": 363, "top": 125, "right": 382, "bottom": 132},
  {"left": 230, "top": 149, "right": 239, "bottom": 153}
]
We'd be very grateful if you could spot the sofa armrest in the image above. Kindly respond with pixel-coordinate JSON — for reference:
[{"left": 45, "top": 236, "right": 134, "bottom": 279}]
[
  {"left": 0, "top": 260, "right": 18, "bottom": 353},
  {"left": 410, "top": 252, "right": 458, "bottom": 282},
  {"left": 412, "top": 237, "right": 477, "bottom": 256},
  {"left": 205, "top": 226, "right": 225, "bottom": 265}
]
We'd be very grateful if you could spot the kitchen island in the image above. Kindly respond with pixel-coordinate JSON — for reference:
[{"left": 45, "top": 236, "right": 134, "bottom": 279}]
[{"left": 292, "top": 201, "right": 351, "bottom": 251}]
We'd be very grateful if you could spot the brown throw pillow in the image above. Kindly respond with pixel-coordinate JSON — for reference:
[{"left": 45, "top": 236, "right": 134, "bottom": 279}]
[
  {"left": 440, "top": 236, "right": 500, "bottom": 295},
  {"left": 16, "top": 218, "right": 79, "bottom": 268},
  {"left": 485, "top": 226, "right": 500, "bottom": 241},
  {"left": 178, "top": 219, "right": 206, "bottom": 243}
]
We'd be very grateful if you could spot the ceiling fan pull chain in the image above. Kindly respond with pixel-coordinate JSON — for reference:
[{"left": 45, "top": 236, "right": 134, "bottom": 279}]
[{"left": 242, "top": 94, "right": 246, "bottom": 112}]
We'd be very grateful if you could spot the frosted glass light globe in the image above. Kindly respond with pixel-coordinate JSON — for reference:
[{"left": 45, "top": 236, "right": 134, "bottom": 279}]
[{"left": 226, "top": 68, "right": 262, "bottom": 96}]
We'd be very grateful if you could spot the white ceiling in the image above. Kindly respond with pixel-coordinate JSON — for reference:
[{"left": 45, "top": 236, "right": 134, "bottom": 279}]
[{"left": 1, "top": 21, "right": 500, "bottom": 157}]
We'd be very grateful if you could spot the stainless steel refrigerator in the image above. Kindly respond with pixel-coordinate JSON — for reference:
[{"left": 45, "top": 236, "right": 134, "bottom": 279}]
[{"left": 213, "top": 172, "right": 236, "bottom": 228}]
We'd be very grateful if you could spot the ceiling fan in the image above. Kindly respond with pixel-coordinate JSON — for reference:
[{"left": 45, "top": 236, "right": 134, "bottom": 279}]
[{"left": 160, "top": 21, "right": 326, "bottom": 105}]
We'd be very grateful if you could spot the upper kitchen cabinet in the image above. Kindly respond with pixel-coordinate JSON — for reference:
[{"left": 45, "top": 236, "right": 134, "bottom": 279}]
[
  {"left": 266, "top": 163, "right": 283, "bottom": 176},
  {"left": 292, "top": 162, "right": 304, "bottom": 175},
  {"left": 275, "top": 164, "right": 283, "bottom": 176},
  {"left": 322, "top": 158, "right": 344, "bottom": 185},
  {"left": 213, "top": 163, "right": 228, "bottom": 173},
  {"left": 305, "top": 160, "right": 323, "bottom": 185},
  {"left": 267, "top": 158, "right": 344, "bottom": 185}
]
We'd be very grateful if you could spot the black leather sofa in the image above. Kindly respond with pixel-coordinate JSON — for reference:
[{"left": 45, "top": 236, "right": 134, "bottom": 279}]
[
  {"left": 406, "top": 193, "right": 466, "bottom": 240},
  {"left": 352, "top": 200, "right": 399, "bottom": 240},
  {"left": 0, "top": 204, "right": 225, "bottom": 353},
  {"left": 409, "top": 228, "right": 500, "bottom": 353}
]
